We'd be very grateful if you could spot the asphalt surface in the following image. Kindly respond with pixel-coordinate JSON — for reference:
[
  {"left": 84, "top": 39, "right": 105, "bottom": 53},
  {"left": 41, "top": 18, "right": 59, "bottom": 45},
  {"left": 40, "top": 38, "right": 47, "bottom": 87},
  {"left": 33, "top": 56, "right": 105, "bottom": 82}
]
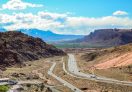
[
  {"left": 67, "top": 54, "right": 132, "bottom": 87},
  {"left": 8, "top": 85, "right": 21, "bottom": 92},
  {"left": 48, "top": 62, "right": 83, "bottom": 92},
  {"left": 1, "top": 53, "right": 132, "bottom": 92}
]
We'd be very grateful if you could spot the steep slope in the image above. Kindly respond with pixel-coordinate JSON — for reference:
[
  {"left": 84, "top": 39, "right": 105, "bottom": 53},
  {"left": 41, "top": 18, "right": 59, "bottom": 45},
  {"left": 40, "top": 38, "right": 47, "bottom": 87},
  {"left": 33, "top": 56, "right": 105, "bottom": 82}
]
[
  {"left": 0, "top": 31, "right": 66, "bottom": 70},
  {"left": 95, "top": 53, "right": 132, "bottom": 69},
  {"left": 71, "top": 29, "right": 132, "bottom": 47},
  {"left": 82, "top": 43, "right": 132, "bottom": 69},
  {"left": 19, "top": 29, "right": 84, "bottom": 42},
  {"left": 80, "top": 44, "right": 132, "bottom": 81}
]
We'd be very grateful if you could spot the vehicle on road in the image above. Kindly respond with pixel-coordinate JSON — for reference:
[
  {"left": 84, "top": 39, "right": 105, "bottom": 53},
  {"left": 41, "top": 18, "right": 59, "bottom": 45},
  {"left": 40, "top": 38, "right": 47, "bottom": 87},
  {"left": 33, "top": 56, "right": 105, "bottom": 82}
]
[
  {"left": 8, "top": 80, "right": 18, "bottom": 85},
  {"left": 90, "top": 75, "right": 97, "bottom": 78}
]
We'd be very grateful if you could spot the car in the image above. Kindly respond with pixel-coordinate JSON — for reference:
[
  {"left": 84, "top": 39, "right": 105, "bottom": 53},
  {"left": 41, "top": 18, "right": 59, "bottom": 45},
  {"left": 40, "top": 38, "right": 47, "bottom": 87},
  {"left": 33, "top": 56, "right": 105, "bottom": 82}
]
[
  {"left": 8, "top": 80, "right": 18, "bottom": 85},
  {"left": 91, "top": 75, "right": 97, "bottom": 78}
]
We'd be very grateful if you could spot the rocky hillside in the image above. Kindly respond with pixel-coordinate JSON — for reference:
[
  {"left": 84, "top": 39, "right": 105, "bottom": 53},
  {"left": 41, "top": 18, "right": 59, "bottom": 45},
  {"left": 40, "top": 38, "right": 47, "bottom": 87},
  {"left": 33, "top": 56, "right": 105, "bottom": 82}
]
[
  {"left": 0, "top": 31, "right": 66, "bottom": 70},
  {"left": 82, "top": 43, "right": 132, "bottom": 69},
  {"left": 71, "top": 29, "right": 132, "bottom": 47},
  {"left": 80, "top": 44, "right": 132, "bottom": 81}
]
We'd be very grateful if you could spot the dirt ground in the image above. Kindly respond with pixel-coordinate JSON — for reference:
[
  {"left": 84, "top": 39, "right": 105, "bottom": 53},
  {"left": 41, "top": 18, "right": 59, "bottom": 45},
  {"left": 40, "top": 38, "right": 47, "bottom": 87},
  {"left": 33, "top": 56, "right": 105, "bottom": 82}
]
[
  {"left": 1, "top": 50, "right": 132, "bottom": 92},
  {"left": 1, "top": 56, "right": 72, "bottom": 92},
  {"left": 75, "top": 53, "right": 132, "bottom": 82},
  {"left": 53, "top": 56, "right": 132, "bottom": 92}
]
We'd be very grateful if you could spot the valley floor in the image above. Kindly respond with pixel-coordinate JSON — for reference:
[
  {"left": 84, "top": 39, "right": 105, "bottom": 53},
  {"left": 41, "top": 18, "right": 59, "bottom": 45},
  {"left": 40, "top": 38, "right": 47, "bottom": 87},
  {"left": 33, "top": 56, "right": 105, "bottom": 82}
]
[{"left": 1, "top": 51, "right": 132, "bottom": 92}]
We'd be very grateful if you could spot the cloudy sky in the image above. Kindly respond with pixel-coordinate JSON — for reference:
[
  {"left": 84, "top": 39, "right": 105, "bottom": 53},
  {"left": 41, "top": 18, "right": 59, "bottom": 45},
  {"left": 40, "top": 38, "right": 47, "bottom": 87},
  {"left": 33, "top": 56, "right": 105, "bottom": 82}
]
[{"left": 0, "top": 0, "right": 132, "bottom": 35}]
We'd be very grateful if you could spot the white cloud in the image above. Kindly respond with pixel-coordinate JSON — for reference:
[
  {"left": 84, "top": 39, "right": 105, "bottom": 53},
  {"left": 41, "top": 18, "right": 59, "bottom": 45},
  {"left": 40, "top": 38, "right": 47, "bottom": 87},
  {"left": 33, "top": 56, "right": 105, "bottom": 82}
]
[
  {"left": 113, "top": 10, "right": 128, "bottom": 16},
  {"left": 1, "top": 0, "right": 43, "bottom": 10},
  {"left": 0, "top": 12, "right": 63, "bottom": 32},
  {"left": 67, "top": 16, "right": 132, "bottom": 27},
  {"left": 0, "top": 12, "right": 132, "bottom": 35},
  {"left": 38, "top": 12, "right": 67, "bottom": 23}
]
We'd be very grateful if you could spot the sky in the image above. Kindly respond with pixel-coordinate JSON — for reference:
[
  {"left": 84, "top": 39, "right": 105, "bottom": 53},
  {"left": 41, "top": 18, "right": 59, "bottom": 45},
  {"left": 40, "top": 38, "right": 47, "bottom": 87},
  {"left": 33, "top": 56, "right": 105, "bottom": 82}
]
[{"left": 0, "top": 0, "right": 132, "bottom": 35}]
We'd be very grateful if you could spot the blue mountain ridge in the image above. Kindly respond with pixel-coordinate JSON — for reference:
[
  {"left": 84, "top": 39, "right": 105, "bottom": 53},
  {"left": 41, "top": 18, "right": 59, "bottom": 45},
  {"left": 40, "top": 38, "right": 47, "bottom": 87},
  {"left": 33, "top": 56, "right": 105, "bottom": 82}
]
[
  {"left": 18, "top": 29, "right": 84, "bottom": 42},
  {"left": 0, "top": 27, "right": 7, "bottom": 32}
]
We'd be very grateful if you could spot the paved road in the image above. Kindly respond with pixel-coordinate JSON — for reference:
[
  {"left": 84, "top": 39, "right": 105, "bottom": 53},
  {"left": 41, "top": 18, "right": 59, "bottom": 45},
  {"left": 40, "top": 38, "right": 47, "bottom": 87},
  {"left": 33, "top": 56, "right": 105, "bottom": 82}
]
[
  {"left": 32, "top": 67, "right": 60, "bottom": 92},
  {"left": 48, "top": 62, "right": 83, "bottom": 92},
  {"left": 67, "top": 54, "right": 132, "bottom": 87},
  {"left": 18, "top": 80, "right": 42, "bottom": 85},
  {"left": 8, "top": 85, "right": 21, "bottom": 92},
  {"left": 6, "top": 80, "right": 42, "bottom": 92}
]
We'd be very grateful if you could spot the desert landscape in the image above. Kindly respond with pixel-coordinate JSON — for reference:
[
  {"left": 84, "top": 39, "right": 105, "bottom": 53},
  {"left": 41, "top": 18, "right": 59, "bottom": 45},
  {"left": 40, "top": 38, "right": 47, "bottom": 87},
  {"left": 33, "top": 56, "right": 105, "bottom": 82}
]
[
  {"left": 1, "top": 46, "right": 132, "bottom": 92},
  {"left": 0, "top": 0, "right": 132, "bottom": 92}
]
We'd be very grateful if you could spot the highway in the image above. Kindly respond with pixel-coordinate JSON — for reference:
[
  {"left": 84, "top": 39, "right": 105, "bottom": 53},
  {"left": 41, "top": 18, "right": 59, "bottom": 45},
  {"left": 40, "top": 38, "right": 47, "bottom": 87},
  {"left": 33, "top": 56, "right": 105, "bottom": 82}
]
[
  {"left": 1, "top": 54, "right": 132, "bottom": 92},
  {"left": 67, "top": 54, "right": 132, "bottom": 87},
  {"left": 48, "top": 62, "right": 83, "bottom": 92}
]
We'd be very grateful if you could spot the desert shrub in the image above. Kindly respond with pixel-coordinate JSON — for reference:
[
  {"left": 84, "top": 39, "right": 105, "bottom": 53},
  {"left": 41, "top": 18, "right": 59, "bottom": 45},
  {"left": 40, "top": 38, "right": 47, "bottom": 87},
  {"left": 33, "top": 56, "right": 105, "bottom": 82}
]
[
  {"left": 0, "top": 85, "right": 9, "bottom": 92},
  {"left": 84, "top": 52, "right": 98, "bottom": 61},
  {"left": 26, "top": 84, "right": 31, "bottom": 87},
  {"left": 40, "top": 83, "right": 45, "bottom": 91}
]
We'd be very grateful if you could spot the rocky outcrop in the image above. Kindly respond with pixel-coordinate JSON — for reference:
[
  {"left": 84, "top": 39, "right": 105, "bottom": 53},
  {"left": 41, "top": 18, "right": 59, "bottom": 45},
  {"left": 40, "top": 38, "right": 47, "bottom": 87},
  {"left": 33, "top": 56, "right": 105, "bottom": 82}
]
[
  {"left": 0, "top": 31, "right": 66, "bottom": 70},
  {"left": 70, "top": 29, "right": 132, "bottom": 47}
]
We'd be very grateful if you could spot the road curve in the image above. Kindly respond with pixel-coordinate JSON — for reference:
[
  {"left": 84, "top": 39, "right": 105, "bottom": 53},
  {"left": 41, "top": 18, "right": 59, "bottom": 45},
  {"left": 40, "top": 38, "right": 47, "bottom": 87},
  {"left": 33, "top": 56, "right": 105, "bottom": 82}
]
[
  {"left": 67, "top": 54, "right": 132, "bottom": 87},
  {"left": 48, "top": 62, "right": 83, "bottom": 92},
  {"left": 7, "top": 80, "right": 42, "bottom": 92},
  {"left": 8, "top": 85, "right": 22, "bottom": 92}
]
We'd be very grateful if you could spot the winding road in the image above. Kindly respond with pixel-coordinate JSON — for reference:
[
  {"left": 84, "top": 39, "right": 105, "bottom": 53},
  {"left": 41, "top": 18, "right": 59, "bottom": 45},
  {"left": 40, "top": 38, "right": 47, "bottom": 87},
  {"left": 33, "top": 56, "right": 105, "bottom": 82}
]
[
  {"left": 67, "top": 54, "right": 132, "bottom": 87},
  {"left": 2, "top": 53, "right": 132, "bottom": 92},
  {"left": 48, "top": 62, "right": 83, "bottom": 92}
]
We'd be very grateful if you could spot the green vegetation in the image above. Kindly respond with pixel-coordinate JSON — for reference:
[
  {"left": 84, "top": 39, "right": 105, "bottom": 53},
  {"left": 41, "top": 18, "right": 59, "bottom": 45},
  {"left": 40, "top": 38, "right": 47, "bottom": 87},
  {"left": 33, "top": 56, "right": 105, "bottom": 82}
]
[
  {"left": 53, "top": 43, "right": 106, "bottom": 48},
  {"left": 0, "top": 85, "right": 9, "bottom": 92}
]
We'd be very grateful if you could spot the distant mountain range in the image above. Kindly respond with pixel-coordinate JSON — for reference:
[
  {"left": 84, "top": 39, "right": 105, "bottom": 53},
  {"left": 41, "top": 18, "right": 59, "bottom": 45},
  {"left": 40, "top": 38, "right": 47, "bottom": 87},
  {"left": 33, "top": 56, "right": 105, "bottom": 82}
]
[
  {"left": 69, "top": 29, "right": 132, "bottom": 47},
  {"left": 0, "top": 27, "right": 6, "bottom": 32},
  {"left": 18, "top": 29, "right": 84, "bottom": 42},
  {"left": 2, "top": 28, "right": 132, "bottom": 47}
]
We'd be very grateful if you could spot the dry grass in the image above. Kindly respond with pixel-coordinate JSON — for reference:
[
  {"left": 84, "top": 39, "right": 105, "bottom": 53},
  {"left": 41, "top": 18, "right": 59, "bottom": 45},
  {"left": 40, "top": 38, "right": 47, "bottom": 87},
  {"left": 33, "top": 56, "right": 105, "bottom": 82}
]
[
  {"left": 53, "top": 56, "right": 132, "bottom": 92},
  {"left": 76, "top": 53, "right": 132, "bottom": 82},
  {"left": 1, "top": 56, "right": 72, "bottom": 92},
  {"left": 55, "top": 85, "right": 74, "bottom": 92}
]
